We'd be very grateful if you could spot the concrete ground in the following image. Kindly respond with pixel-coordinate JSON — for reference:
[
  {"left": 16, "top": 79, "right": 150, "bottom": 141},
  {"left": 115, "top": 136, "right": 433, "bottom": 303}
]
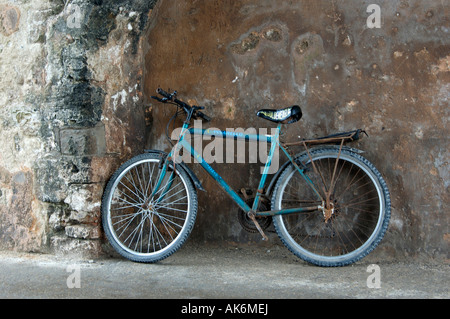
[{"left": 0, "top": 242, "right": 448, "bottom": 299}]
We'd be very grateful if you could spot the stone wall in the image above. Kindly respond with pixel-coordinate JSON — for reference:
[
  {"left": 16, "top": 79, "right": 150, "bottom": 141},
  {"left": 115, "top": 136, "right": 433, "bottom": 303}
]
[
  {"left": 0, "top": 0, "right": 448, "bottom": 262},
  {"left": 0, "top": 0, "right": 156, "bottom": 256}
]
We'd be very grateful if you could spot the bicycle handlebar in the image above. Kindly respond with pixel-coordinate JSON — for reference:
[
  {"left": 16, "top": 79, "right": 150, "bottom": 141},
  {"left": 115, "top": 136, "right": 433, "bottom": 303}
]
[
  {"left": 151, "top": 88, "right": 212, "bottom": 122},
  {"left": 150, "top": 95, "right": 165, "bottom": 103},
  {"left": 156, "top": 88, "right": 173, "bottom": 99},
  {"left": 197, "top": 111, "right": 211, "bottom": 122}
]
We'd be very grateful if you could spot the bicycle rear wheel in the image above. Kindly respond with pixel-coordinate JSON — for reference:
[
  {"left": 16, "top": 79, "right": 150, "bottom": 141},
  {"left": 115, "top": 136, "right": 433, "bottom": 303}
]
[
  {"left": 101, "top": 153, "right": 197, "bottom": 263},
  {"left": 271, "top": 147, "right": 390, "bottom": 267}
]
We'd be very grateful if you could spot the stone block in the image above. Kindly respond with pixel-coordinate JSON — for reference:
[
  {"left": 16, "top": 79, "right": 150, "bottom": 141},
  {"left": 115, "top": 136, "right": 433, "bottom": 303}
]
[
  {"left": 60, "top": 124, "right": 106, "bottom": 156},
  {"left": 50, "top": 235, "right": 103, "bottom": 258},
  {"left": 65, "top": 225, "right": 101, "bottom": 240},
  {"left": 0, "top": 5, "right": 20, "bottom": 36},
  {"left": 63, "top": 183, "right": 102, "bottom": 217}
]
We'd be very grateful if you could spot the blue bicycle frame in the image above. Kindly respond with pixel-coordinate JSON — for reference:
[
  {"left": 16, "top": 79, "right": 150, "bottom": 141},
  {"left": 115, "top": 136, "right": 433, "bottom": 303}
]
[{"left": 150, "top": 122, "right": 324, "bottom": 218}]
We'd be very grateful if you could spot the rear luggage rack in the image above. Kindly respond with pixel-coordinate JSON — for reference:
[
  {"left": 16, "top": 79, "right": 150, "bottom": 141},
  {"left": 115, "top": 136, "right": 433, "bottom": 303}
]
[{"left": 283, "top": 129, "right": 367, "bottom": 147}]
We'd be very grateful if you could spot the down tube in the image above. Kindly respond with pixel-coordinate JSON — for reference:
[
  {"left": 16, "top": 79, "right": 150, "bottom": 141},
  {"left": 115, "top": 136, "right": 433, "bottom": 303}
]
[{"left": 179, "top": 139, "right": 251, "bottom": 213}]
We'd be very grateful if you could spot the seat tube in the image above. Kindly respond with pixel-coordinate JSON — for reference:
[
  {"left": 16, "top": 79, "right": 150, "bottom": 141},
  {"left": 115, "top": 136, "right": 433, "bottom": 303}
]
[{"left": 252, "top": 124, "right": 281, "bottom": 211}]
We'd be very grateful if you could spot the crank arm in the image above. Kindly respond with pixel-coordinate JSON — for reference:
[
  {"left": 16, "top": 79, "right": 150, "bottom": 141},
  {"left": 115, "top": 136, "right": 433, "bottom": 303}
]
[{"left": 247, "top": 210, "right": 269, "bottom": 241}]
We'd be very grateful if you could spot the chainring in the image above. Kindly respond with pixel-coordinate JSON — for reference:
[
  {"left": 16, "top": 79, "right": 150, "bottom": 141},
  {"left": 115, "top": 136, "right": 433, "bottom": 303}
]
[{"left": 237, "top": 197, "right": 272, "bottom": 233}]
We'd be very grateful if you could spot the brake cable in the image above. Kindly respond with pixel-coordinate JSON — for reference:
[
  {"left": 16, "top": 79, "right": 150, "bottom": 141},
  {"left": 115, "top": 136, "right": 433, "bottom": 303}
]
[{"left": 165, "top": 107, "right": 184, "bottom": 147}]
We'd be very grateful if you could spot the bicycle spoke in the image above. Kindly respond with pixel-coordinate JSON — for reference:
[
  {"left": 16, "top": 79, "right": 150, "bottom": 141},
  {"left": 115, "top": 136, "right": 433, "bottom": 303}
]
[
  {"left": 154, "top": 204, "right": 188, "bottom": 213},
  {"left": 119, "top": 180, "right": 145, "bottom": 203},
  {"left": 275, "top": 150, "right": 384, "bottom": 262},
  {"left": 102, "top": 154, "right": 198, "bottom": 261}
]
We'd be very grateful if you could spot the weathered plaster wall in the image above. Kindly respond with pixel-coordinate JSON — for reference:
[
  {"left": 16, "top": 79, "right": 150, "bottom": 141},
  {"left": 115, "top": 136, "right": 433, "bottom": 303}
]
[
  {"left": 0, "top": 0, "right": 156, "bottom": 256},
  {"left": 0, "top": 0, "right": 448, "bottom": 262},
  {"left": 144, "top": 0, "right": 449, "bottom": 261}
]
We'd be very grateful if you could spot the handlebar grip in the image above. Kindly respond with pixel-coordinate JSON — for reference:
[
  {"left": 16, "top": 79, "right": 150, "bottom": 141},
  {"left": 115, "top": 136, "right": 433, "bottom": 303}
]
[
  {"left": 151, "top": 96, "right": 164, "bottom": 102},
  {"left": 157, "top": 88, "right": 172, "bottom": 99},
  {"left": 197, "top": 111, "right": 211, "bottom": 122}
]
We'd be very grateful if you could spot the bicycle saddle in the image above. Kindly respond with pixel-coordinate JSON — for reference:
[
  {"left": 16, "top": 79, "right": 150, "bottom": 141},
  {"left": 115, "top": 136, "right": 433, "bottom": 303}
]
[{"left": 256, "top": 105, "right": 302, "bottom": 124}]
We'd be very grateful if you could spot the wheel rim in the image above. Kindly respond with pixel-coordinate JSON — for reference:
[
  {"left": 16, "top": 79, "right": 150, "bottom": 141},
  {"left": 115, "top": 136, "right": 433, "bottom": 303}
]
[
  {"left": 275, "top": 152, "right": 385, "bottom": 263},
  {"left": 105, "top": 159, "right": 191, "bottom": 257}
]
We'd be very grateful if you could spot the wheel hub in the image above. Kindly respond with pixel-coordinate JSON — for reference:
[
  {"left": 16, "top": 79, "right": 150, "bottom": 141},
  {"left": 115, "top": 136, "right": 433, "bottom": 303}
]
[{"left": 319, "top": 201, "right": 336, "bottom": 223}]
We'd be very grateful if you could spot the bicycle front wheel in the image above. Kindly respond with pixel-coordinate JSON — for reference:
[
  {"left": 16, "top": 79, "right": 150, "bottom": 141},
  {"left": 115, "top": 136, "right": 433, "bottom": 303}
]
[
  {"left": 101, "top": 153, "right": 198, "bottom": 263},
  {"left": 271, "top": 147, "right": 390, "bottom": 267}
]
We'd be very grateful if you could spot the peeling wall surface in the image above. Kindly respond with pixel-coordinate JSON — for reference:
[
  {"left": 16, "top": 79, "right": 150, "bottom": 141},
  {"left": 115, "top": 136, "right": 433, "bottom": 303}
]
[
  {"left": 0, "top": 0, "right": 156, "bottom": 256},
  {"left": 0, "top": 0, "right": 448, "bottom": 261},
  {"left": 144, "top": 0, "right": 449, "bottom": 261}
]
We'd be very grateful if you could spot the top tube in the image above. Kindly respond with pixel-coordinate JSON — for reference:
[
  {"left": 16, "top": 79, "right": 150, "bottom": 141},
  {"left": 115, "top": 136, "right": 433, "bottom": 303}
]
[{"left": 188, "top": 128, "right": 278, "bottom": 143}]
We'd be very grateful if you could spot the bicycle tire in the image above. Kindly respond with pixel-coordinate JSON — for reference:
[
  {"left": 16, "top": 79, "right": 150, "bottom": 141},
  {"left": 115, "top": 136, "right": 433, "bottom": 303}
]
[
  {"left": 101, "top": 153, "right": 198, "bottom": 263},
  {"left": 271, "top": 147, "right": 390, "bottom": 267}
]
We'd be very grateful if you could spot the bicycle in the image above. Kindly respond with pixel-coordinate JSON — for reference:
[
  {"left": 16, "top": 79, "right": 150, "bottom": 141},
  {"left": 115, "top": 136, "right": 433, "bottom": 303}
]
[{"left": 101, "top": 88, "right": 391, "bottom": 267}]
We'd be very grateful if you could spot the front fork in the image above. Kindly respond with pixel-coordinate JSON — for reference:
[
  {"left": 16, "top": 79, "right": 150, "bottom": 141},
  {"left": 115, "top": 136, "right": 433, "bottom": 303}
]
[{"left": 148, "top": 123, "right": 191, "bottom": 204}]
